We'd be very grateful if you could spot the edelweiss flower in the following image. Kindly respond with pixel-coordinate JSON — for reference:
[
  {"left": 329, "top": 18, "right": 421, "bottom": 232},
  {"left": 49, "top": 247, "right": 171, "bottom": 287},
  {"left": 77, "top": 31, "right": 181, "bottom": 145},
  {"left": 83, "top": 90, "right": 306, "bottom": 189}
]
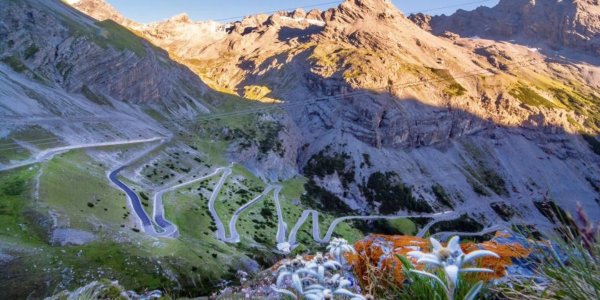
[
  {"left": 277, "top": 242, "right": 292, "bottom": 253},
  {"left": 275, "top": 256, "right": 317, "bottom": 295},
  {"left": 406, "top": 236, "right": 499, "bottom": 300},
  {"left": 326, "top": 238, "right": 356, "bottom": 264},
  {"left": 302, "top": 275, "right": 365, "bottom": 300},
  {"left": 407, "top": 236, "right": 499, "bottom": 286},
  {"left": 306, "top": 252, "right": 342, "bottom": 282}
]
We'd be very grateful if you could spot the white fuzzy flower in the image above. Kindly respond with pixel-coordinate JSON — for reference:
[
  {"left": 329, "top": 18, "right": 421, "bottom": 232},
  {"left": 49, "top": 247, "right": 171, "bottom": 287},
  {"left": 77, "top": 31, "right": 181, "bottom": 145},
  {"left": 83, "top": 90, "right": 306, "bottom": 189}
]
[
  {"left": 407, "top": 236, "right": 499, "bottom": 286},
  {"left": 406, "top": 236, "right": 499, "bottom": 300},
  {"left": 326, "top": 238, "right": 356, "bottom": 264}
]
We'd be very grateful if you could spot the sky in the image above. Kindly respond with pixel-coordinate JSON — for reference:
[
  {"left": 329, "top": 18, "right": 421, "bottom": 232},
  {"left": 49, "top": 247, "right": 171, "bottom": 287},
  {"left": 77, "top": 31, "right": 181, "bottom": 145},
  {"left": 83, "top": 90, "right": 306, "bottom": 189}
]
[{"left": 104, "top": 0, "right": 500, "bottom": 23}]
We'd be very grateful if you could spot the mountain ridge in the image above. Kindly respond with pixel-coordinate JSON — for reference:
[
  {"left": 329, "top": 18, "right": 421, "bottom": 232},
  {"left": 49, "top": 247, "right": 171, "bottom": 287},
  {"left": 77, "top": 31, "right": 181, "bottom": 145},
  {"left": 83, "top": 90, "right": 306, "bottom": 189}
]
[
  {"left": 66, "top": 0, "right": 600, "bottom": 221},
  {"left": 411, "top": 0, "right": 600, "bottom": 55}
]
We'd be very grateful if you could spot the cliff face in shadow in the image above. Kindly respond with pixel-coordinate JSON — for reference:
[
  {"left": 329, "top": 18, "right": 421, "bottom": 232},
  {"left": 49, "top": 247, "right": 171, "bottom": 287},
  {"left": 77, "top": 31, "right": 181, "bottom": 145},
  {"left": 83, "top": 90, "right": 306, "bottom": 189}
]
[{"left": 279, "top": 69, "right": 600, "bottom": 232}]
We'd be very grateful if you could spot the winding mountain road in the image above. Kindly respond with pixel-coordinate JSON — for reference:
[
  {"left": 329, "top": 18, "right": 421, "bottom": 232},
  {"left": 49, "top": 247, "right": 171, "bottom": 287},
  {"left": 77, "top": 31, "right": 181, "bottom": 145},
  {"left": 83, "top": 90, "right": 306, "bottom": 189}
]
[
  {"left": 113, "top": 162, "right": 493, "bottom": 249},
  {"left": 0, "top": 137, "right": 163, "bottom": 172},
  {"left": 4, "top": 138, "right": 502, "bottom": 245},
  {"left": 284, "top": 206, "right": 456, "bottom": 246},
  {"left": 152, "top": 168, "right": 224, "bottom": 237}
]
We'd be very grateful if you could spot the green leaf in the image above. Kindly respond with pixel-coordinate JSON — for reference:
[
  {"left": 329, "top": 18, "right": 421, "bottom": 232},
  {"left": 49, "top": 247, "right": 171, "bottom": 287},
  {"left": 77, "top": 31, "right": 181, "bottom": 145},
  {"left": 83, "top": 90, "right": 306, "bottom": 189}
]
[
  {"left": 463, "top": 281, "right": 483, "bottom": 300},
  {"left": 396, "top": 254, "right": 414, "bottom": 270}
]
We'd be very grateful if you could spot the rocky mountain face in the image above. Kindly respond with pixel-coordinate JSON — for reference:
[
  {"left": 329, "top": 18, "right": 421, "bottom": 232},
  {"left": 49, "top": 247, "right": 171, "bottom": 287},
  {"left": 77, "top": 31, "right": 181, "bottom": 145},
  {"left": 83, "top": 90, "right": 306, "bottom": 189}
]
[
  {"left": 67, "top": 0, "right": 600, "bottom": 227},
  {"left": 0, "top": 0, "right": 209, "bottom": 115},
  {"left": 69, "top": 0, "right": 137, "bottom": 27},
  {"left": 413, "top": 0, "right": 600, "bottom": 55}
]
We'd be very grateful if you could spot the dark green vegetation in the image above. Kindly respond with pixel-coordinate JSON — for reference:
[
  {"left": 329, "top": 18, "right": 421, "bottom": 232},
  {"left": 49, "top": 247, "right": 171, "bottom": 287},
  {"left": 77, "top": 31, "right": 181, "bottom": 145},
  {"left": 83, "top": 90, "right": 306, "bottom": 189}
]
[
  {"left": 255, "top": 121, "right": 285, "bottom": 156},
  {"left": 361, "top": 153, "right": 373, "bottom": 168},
  {"left": 490, "top": 202, "right": 516, "bottom": 221},
  {"left": 510, "top": 84, "right": 556, "bottom": 108},
  {"left": 1, "top": 176, "right": 26, "bottom": 196},
  {"left": 462, "top": 142, "right": 509, "bottom": 197},
  {"left": 464, "top": 163, "right": 508, "bottom": 197},
  {"left": 301, "top": 150, "right": 357, "bottom": 214},
  {"left": 197, "top": 114, "right": 285, "bottom": 157},
  {"left": 301, "top": 179, "right": 353, "bottom": 214},
  {"left": 444, "top": 82, "right": 467, "bottom": 97},
  {"left": 429, "top": 214, "right": 484, "bottom": 234},
  {"left": 550, "top": 87, "right": 600, "bottom": 131},
  {"left": 304, "top": 150, "right": 355, "bottom": 189},
  {"left": 81, "top": 85, "right": 113, "bottom": 107},
  {"left": 23, "top": 44, "right": 39, "bottom": 60},
  {"left": 382, "top": 255, "right": 484, "bottom": 300},
  {"left": 362, "top": 171, "right": 432, "bottom": 214},
  {"left": 1, "top": 55, "right": 27, "bottom": 72},
  {"left": 533, "top": 200, "right": 571, "bottom": 225},
  {"left": 432, "top": 184, "right": 453, "bottom": 209},
  {"left": 429, "top": 68, "right": 467, "bottom": 97},
  {"left": 353, "top": 218, "right": 418, "bottom": 236}
]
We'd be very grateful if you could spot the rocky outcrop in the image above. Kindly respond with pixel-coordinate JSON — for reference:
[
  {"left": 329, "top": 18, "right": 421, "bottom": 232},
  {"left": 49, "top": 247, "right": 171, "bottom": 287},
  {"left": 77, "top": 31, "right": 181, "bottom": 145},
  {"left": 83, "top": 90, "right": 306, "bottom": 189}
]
[
  {"left": 421, "top": 0, "right": 600, "bottom": 55},
  {"left": 50, "top": 229, "right": 97, "bottom": 246}
]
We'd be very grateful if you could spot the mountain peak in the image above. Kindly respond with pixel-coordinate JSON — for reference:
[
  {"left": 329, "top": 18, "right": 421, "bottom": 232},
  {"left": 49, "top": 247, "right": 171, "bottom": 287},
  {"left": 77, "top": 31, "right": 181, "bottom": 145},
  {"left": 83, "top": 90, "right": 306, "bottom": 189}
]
[
  {"left": 339, "top": 0, "right": 396, "bottom": 13},
  {"left": 329, "top": 0, "right": 401, "bottom": 23},
  {"left": 168, "top": 13, "right": 192, "bottom": 23},
  {"left": 68, "top": 0, "right": 137, "bottom": 26}
]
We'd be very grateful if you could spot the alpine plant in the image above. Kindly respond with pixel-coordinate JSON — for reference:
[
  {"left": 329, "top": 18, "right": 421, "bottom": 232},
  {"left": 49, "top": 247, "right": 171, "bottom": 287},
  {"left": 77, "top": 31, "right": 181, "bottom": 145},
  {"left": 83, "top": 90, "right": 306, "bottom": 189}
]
[
  {"left": 407, "top": 236, "right": 499, "bottom": 300},
  {"left": 272, "top": 241, "right": 364, "bottom": 299}
]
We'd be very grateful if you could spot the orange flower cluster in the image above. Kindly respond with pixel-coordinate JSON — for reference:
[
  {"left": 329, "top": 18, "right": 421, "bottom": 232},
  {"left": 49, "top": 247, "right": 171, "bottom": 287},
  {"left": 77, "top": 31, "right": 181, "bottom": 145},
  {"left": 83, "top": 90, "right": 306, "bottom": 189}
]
[
  {"left": 349, "top": 232, "right": 531, "bottom": 289},
  {"left": 462, "top": 237, "right": 531, "bottom": 279},
  {"left": 350, "top": 235, "right": 430, "bottom": 287}
]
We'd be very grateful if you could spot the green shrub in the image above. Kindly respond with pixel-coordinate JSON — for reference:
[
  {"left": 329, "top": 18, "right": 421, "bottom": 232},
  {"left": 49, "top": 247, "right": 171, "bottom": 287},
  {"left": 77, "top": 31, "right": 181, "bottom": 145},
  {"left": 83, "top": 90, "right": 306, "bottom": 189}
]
[
  {"left": 24, "top": 44, "right": 39, "bottom": 60},
  {"left": 430, "top": 214, "right": 483, "bottom": 234},
  {"left": 490, "top": 202, "right": 515, "bottom": 221},
  {"left": 304, "top": 150, "right": 354, "bottom": 189},
  {"left": 432, "top": 184, "right": 454, "bottom": 209},
  {"left": 465, "top": 166, "right": 508, "bottom": 197},
  {"left": 81, "top": 85, "right": 112, "bottom": 106},
  {"left": 1, "top": 56, "right": 27, "bottom": 73},
  {"left": 509, "top": 85, "right": 555, "bottom": 108},
  {"left": 444, "top": 82, "right": 467, "bottom": 97},
  {"left": 2, "top": 177, "right": 26, "bottom": 196},
  {"left": 362, "top": 171, "right": 432, "bottom": 214},
  {"left": 301, "top": 179, "right": 352, "bottom": 215}
]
